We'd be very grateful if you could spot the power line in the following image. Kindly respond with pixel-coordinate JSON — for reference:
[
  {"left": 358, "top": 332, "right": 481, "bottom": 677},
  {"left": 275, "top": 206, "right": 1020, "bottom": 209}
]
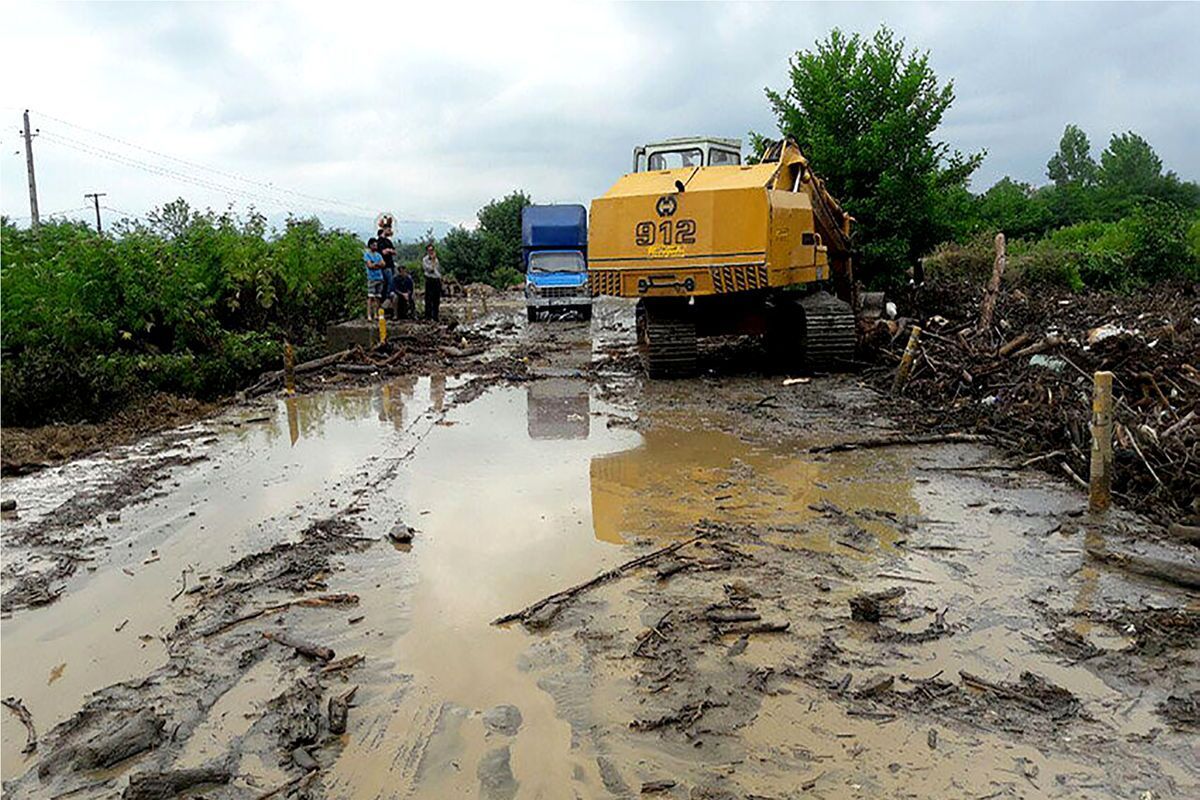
[
  {"left": 31, "top": 108, "right": 377, "bottom": 214},
  {"left": 39, "top": 131, "right": 307, "bottom": 212}
]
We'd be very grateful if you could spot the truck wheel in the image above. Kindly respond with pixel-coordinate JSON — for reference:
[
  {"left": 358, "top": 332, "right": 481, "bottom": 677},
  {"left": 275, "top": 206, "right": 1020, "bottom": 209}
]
[
  {"left": 527, "top": 307, "right": 539, "bottom": 323},
  {"left": 580, "top": 305, "right": 593, "bottom": 322},
  {"left": 636, "top": 299, "right": 696, "bottom": 378}
]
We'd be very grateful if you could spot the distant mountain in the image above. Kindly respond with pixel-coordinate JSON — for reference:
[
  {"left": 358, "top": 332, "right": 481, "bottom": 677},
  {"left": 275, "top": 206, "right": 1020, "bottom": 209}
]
[{"left": 267, "top": 211, "right": 454, "bottom": 242}]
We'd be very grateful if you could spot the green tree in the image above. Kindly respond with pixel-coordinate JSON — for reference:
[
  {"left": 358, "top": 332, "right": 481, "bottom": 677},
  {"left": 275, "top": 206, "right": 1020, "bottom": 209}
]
[
  {"left": 1099, "top": 132, "right": 1163, "bottom": 196},
  {"left": 1046, "top": 124, "right": 1097, "bottom": 188},
  {"left": 758, "top": 26, "right": 983, "bottom": 287},
  {"left": 436, "top": 190, "right": 531, "bottom": 287},
  {"left": 975, "top": 177, "right": 1053, "bottom": 239}
]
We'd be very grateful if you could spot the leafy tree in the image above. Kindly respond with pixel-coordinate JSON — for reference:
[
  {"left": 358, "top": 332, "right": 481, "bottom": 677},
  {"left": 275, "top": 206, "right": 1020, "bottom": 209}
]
[
  {"left": 1099, "top": 132, "right": 1163, "bottom": 196},
  {"left": 975, "top": 177, "right": 1053, "bottom": 239},
  {"left": 757, "top": 26, "right": 983, "bottom": 287},
  {"left": 1046, "top": 124, "right": 1097, "bottom": 188},
  {"left": 436, "top": 190, "right": 531, "bottom": 287}
]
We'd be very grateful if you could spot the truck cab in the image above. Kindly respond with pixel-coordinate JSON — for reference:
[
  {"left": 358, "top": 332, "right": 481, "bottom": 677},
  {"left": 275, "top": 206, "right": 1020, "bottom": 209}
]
[
  {"left": 631, "top": 137, "right": 742, "bottom": 173},
  {"left": 522, "top": 204, "right": 591, "bottom": 322}
]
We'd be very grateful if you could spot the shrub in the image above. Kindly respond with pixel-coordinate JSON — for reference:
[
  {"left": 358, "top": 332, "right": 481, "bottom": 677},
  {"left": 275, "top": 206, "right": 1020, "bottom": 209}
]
[{"left": 1, "top": 203, "right": 363, "bottom": 426}]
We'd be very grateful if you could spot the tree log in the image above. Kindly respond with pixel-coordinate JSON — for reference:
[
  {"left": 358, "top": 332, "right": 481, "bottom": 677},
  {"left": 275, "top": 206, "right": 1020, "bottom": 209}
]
[
  {"left": 263, "top": 631, "right": 334, "bottom": 661},
  {"left": 41, "top": 710, "right": 164, "bottom": 778},
  {"left": 977, "top": 232, "right": 1006, "bottom": 334},
  {"left": 1086, "top": 545, "right": 1200, "bottom": 589},
  {"left": 123, "top": 766, "right": 231, "bottom": 799},
  {"left": 327, "top": 686, "right": 357, "bottom": 735}
]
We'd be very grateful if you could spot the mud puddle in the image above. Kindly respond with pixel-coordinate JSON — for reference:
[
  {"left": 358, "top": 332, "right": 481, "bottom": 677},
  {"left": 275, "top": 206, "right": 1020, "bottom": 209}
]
[
  {"left": 1, "top": 378, "right": 439, "bottom": 781},
  {"left": 3, "top": 309, "right": 1196, "bottom": 798}
]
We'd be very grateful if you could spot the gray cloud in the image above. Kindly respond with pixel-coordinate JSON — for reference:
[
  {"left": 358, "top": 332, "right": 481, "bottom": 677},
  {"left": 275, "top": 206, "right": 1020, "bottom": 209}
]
[{"left": 3, "top": 2, "right": 1197, "bottom": 231}]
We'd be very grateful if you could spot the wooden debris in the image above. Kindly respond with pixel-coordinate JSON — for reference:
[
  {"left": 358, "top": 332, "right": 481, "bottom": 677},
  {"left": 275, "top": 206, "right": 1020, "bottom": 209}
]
[
  {"left": 2, "top": 696, "right": 36, "bottom": 753},
  {"left": 809, "top": 433, "right": 987, "bottom": 454},
  {"left": 327, "top": 686, "right": 357, "bottom": 735},
  {"left": 1086, "top": 545, "right": 1200, "bottom": 589},
  {"left": 263, "top": 631, "right": 335, "bottom": 661},
  {"left": 319, "top": 654, "right": 364, "bottom": 674},
  {"left": 854, "top": 674, "right": 895, "bottom": 698},
  {"left": 255, "top": 768, "right": 318, "bottom": 800},
  {"left": 123, "top": 766, "right": 231, "bottom": 800},
  {"left": 849, "top": 587, "right": 906, "bottom": 622},
  {"left": 202, "top": 593, "right": 359, "bottom": 638},
  {"left": 641, "top": 779, "right": 677, "bottom": 793},
  {"left": 976, "top": 232, "right": 1007, "bottom": 334},
  {"left": 40, "top": 710, "right": 164, "bottom": 778},
  {"left": 493, "top": 533, "right": 707, "bottom": 627}
]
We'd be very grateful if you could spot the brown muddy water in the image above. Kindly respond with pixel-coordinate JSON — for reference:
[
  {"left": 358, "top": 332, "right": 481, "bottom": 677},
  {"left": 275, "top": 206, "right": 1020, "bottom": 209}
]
[{"left": 2, "top": 317, "right": 1197, "bottom": 798}]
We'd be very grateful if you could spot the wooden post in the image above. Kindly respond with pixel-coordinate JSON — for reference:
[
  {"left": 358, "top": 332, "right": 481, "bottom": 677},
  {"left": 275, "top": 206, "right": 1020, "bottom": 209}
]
[
  {"left": 465, "top": 287, "right": 474, "bottom": 323},
  {"left": 377, "top": 308, "right": 387, "bottom": 345},
  {"left": 1089, "top": 371, "right": 1114, "bottom": 513},
  {"left": 283, "top": 342, "right": 295, "bottom": 395},
  {"left": 892, "top": 325, "right": 922, "bottom": 394},
  {"left": 977, "top": 232, "right": 1007, "bottom": 334}
]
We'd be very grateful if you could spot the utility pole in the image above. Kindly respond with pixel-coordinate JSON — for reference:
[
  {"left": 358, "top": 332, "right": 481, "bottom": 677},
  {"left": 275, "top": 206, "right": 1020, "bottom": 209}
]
[
  {"left": 21, "top": 109, "right": 39, "bottom": 229},
  {"left": 84, "top": 192, "right": 107, "bottom": 233}
]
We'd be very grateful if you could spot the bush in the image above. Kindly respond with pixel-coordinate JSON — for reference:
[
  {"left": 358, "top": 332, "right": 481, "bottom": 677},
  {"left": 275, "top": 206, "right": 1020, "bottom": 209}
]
[{"left": 1, "top": 203, "right": 363, "bottom": 426}]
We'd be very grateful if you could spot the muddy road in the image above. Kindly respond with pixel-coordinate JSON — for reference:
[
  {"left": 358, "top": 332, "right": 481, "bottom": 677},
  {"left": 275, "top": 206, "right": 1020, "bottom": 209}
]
[{"left": 2, "top": 298, "right": 1197, "bottom": 799}]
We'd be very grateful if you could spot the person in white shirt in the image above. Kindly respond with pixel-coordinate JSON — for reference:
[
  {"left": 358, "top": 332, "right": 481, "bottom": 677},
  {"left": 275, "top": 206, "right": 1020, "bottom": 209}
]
[{"left": 422, "top": 244, "right": 443, "bottom": 321}]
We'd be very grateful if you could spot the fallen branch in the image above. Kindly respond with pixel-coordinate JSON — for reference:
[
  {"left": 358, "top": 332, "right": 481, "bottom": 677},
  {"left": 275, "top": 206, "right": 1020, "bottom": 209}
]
[
  {"left": 263, "top": 632, "right": 335, "bottom": 661},
  {"left": 808, "top": 433, "right": 987, "bottom": 454},
  {"left": 202, "top": 593, "right": 359, "bottom": 638},
  {"left": 493, "top": 534, "right": 707, "bottom": 626},
  {"left": 256, "top": 768, "right": 319, "bottom": 800},
  {"left": 244, "top": 349, "right": 354, "bottom": 398},
  {"left": 1086, "top": 545, "right": 1200, "bottom": 590},
  {"left": 124, "top": 766, "right": 231, "bottom": 800},
  {"left": 319, "top": 654, "right": 365, "bottom": 674},
  {"left": 2, "top": 696, "right": 36, "bottom": 753}
]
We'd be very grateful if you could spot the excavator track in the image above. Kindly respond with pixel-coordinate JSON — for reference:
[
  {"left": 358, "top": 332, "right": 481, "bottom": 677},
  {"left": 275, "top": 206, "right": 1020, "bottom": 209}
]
[
  {"left": 636, "top": 299, "right": 697, "bottom": 378},
  {"left": 800, "top": 291, "right": 857, "bottom": 367}
]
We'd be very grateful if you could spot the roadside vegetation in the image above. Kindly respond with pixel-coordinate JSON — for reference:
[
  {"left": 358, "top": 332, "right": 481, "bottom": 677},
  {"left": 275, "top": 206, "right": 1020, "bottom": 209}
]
[{"left": 1, "top": 201, "right": 361, "bottom": 426}]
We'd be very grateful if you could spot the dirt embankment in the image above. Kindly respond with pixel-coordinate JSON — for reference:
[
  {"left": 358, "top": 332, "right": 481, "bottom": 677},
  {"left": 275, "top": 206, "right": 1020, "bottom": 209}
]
[{"left": 868, "top": 278, "right": 1200, "bottom": 524}]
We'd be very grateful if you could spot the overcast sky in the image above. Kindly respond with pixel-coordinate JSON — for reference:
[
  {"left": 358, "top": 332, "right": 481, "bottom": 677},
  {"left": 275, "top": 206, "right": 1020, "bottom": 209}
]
[{"left": 2, "top": 2, "right": 1198, "bottom": 234}]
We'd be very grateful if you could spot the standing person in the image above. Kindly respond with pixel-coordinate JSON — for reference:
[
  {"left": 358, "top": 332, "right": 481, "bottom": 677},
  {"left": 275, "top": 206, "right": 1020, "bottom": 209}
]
[
  {"left": 376, "top": 226, "right": 398, "bottom": 317},
  {"left": 422, "top": 243, "right": 443, "bottom": 321},
  {"left": 363, "top": 238, "right": 385, "bottom": 319}
]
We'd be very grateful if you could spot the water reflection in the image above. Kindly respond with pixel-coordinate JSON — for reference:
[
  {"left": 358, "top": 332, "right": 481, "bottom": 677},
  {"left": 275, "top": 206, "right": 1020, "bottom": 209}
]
[
  {"left": 589, "top": 425, "right": 917, "bottom": 546},
  {"left": 526, "top": 378, "right": 590, "bottom": 440},
  {"left": 278, "top": 378, "right": 422, "bottom": 445}
]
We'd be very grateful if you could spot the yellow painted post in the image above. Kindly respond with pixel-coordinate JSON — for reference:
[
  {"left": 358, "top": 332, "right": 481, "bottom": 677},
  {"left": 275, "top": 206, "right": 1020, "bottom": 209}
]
[
  {"left": 283, "top": 341, "right": 295, "bottom": 395},
  {"left": 377, "top": 308, "right": 387, "bottom": 345},
  {"left": 892, "top": 325, "right": 922, "bottom": 394},
  {"left": 1089, "top": 371, "right": 1114, "bottom": 513}
]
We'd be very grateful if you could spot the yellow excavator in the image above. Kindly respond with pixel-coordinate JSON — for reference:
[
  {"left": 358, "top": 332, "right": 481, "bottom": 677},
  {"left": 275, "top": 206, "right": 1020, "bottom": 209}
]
[{"left": 588, "top": 136, "right": 860, "bottom": 376}]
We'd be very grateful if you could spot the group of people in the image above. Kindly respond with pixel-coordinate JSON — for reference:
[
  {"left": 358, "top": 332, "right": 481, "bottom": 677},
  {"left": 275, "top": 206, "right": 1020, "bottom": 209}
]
[{"left": 363, "top": 222, "right": 442, "bottom": 322}]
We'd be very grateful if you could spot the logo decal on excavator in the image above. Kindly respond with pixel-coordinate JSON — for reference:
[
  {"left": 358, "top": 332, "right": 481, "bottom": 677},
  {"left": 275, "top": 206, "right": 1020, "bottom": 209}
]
[{"left": 655, "top": 195, "right": 677, "bottom": 217}]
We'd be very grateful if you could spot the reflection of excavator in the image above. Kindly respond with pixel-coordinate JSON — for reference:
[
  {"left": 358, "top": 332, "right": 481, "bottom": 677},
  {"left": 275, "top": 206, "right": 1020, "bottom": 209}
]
[{"left": 588, "top": 136, "right": 863, "bottom": 376}]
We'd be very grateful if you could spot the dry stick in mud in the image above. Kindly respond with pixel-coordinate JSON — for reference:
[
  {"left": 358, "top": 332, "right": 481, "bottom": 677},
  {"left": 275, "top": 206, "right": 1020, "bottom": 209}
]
[
  {"left": 263, "top": 631, "right": 335, "bottom": 661},
  {"left": 201, "top": 593, "right": 359, "bottom": 638},
  {"left": 493, "top": 534, "right": 707, "bottom": 627},
  {"left": 1085, "top": 545, "right": 1200, "bottom": 590},
  {"left": 2, "top": 696, "right": 37, "bottom": 753},
  {"left": 256, "top": 768, "right": 319, "bottom": 800},
  {"left": 808, "top": 432, "right": 988, "bottom": 454}
]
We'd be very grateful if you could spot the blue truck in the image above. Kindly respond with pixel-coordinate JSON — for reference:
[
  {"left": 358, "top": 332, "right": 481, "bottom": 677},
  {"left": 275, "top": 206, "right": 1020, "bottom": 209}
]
[{"left": 521, "top": 204, "right": 591, "bottom": 322}]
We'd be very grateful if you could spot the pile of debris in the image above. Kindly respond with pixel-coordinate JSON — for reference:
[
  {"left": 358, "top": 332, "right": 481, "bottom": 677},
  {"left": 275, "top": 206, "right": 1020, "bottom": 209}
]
[
  {"left": 867, "top": 265, "right": 1199, "bottom": 524},
  {"left": 242, "top": 324, "right": 510, "bottom": 399}
]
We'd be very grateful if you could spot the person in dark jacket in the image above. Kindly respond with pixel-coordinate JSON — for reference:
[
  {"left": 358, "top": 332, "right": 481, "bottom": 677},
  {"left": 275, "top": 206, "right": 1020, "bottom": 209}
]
[{"left": 422, "top": 244, "right": 443, "bottom": 321}]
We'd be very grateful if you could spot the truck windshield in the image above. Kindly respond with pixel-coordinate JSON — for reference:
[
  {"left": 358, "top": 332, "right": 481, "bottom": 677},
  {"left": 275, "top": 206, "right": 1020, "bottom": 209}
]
[{"left": 529, "top": 252, "right": 585, "bottom": 273}]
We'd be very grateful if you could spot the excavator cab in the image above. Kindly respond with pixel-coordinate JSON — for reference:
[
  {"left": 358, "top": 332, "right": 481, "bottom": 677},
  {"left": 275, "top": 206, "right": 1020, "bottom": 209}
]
[{"left": 632, "top": 137, "right": 742, "bottom": 173}]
